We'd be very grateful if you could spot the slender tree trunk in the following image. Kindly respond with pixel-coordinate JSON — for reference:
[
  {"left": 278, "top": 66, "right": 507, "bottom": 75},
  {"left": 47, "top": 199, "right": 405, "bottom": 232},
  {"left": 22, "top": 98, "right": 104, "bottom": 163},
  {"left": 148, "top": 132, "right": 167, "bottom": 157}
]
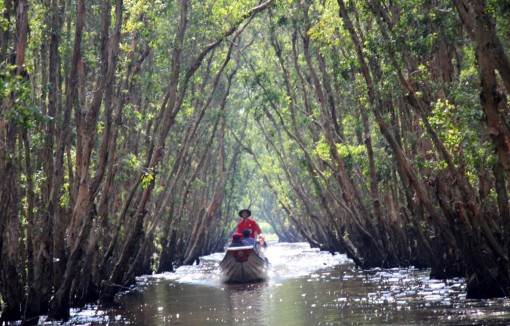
[
  {"left": 337, "top": 0, "right": 458, "bottom": 251},
  {"left": 47, "top": 0, "right": 86, "bottom": 319},
  {"left": 182, "top": 113, "right": 227, "bottom": 264},
  {"left": 0, "top": 0, "right": 12, "bottom": 63},
  {"left": 0, "top": 0, "right": 30, "bottom": 321},
  {"left": 100, "top": 0, "right": 191, "bottom": 304},
  {"left": 0, "top": 123, "right": 23, "bottom": 323}
]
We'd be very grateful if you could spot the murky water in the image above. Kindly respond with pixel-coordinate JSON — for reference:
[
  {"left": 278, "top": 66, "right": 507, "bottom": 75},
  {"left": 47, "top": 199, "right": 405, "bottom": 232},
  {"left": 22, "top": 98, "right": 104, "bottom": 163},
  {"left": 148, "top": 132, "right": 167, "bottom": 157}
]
[{"left": 43, "top": 242, "right": 510, "bottom": 325}]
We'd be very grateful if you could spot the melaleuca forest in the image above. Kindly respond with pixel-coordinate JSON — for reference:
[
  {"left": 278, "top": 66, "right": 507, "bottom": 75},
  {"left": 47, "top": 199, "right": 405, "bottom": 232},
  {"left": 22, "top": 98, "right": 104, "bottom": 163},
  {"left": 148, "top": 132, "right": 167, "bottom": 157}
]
[{"left": 1, "top": 0, "right": 510, "bottom": 324}]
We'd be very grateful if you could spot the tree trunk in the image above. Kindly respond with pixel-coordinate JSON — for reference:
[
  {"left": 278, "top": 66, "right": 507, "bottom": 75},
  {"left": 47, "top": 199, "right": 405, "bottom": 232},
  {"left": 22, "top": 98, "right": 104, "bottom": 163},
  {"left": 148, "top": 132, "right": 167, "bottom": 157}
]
[
  {"left": 0, "top": 0, "right": 30, "bottom": 321},
  {"left": 0, "top": 122, "right": 23, "bottom": 322},
  {"left": 47, "top": 0, "right": 86, "bottom": 320}
]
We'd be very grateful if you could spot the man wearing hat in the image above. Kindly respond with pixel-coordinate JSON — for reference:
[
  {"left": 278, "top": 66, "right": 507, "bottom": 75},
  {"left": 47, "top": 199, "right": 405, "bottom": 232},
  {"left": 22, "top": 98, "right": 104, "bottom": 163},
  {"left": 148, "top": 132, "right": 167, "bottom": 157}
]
[{"left": 235, "top": 209, "right": 262, "bottom": 240}]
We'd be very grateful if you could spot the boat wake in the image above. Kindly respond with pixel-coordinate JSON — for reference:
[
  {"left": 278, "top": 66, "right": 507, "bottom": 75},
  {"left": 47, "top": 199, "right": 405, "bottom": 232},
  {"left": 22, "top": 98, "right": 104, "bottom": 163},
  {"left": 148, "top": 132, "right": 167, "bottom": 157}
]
[
  {"left": 264, "top": 242, "right": 350, "bottom": 280},
  {"left": 149, "top": 242, "right": 351, "bottom": 286}
]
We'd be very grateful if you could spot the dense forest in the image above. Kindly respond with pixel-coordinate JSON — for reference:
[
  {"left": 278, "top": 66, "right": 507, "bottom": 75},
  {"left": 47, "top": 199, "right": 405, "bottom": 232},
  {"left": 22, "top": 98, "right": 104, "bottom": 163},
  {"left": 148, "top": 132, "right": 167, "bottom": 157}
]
[{"left": 1, "top": 0, "right": 509, "bottom": 323}]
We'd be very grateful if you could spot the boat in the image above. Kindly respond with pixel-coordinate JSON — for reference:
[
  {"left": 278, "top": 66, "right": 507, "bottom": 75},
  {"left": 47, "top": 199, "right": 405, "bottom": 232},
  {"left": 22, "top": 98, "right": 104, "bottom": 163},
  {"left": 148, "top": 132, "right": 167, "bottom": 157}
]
[{"left": 219, "top": 244, "right": 269, "bottom": 283}]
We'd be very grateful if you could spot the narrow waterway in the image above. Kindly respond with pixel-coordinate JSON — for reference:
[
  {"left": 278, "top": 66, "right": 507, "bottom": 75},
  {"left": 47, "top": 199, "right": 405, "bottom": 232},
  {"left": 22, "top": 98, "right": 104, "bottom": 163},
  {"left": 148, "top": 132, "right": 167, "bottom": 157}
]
[{"left": 49, "top": 243, "right": 510, "bottom": 325}]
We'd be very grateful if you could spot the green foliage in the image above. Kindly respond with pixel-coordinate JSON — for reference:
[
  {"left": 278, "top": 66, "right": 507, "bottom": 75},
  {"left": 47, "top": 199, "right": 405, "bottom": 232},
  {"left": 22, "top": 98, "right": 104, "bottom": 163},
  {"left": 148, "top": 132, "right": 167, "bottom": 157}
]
[
  {"left": 27, "top": 2, "right": 47, "bottom": 53},
  {"left": 307, "top": 0, "right": 343, "bottom": 46},
  {"left": 429, "top": 99, "right": 462, "bottom": 154},
  {"left": 258, "top": 221, "right": 274, "bottom": 234},
  {"left": 315, "top": 137, "right": 331, "bottom": 161},
  {"left": 191, "top": 178, "right": 206, "bottom": 190},
  {"left": 0, "top": 65, "right": 43, "bottom": 129},
  {"left": 0, "top": 4, "right": 10, "bottom": 36},
  {"left": 336, "top": 142, "right": 368, "bottom": 176},
  {"left": 393, "top": 1, "right": 457, "bottom": 56},
  {"left": 141, "top": 171, "right": 154, "bottom": 189},
  {"left": 430, "top": 50, "right": 493, "bottom": 173}
]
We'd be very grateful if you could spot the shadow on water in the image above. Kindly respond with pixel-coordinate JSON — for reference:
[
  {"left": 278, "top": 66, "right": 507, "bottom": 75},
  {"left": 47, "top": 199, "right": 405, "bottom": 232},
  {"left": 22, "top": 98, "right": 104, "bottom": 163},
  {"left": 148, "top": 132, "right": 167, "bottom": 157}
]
[{"left": 40, "top": 243, "right": 510, "bottom": 325}]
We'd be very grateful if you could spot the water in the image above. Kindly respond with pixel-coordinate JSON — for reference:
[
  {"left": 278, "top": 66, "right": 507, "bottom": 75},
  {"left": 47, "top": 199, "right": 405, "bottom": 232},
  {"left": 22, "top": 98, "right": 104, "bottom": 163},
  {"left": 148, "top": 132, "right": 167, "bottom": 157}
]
[{"left": 43, "top": 243, "right": 510, "bottom": 325}]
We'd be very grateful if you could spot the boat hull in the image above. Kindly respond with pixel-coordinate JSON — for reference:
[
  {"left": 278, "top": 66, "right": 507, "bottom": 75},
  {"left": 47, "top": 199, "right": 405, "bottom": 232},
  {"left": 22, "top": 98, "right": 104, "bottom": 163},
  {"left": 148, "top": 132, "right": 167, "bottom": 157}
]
[{"left": 219, "top": 246, "right": 269, "bottom": 283}]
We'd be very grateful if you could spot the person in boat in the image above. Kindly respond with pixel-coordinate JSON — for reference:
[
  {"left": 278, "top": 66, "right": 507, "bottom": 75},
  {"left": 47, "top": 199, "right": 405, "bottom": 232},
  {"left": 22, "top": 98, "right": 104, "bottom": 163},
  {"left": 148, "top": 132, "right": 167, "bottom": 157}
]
[
  {"left": 235, "top": 209, "right": 262, "bottom": 240},
  {"left": 257, "top": 234, "right": 267, "bottom": 249},
  {"left": 230, "top": 232, "right": 245, "bottom": 247},
  {"left": 241, "top": 229, "right": 255, "bottom": 246}
]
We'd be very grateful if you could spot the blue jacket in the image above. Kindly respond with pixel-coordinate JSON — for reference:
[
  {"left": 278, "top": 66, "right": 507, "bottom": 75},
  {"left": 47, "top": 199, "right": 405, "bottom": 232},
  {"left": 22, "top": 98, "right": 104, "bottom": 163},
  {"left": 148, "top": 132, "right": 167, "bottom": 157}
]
[{"left": 242, "top": 238, "right": 255, "bottom": 246}]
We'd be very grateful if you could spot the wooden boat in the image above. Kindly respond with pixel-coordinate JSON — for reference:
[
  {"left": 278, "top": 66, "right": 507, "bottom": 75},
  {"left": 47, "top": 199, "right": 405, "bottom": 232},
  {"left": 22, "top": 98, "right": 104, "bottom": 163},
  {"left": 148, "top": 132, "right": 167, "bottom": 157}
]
[{"left": 219, "top": 245, "right": 269, "bottom": 283}]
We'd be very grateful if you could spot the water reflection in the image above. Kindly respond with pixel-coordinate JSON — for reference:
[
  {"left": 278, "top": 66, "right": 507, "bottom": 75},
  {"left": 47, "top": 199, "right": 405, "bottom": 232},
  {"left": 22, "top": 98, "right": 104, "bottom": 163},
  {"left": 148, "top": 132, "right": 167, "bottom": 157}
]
[{"left": 52, "top": 242, "right": 510, "bottom": 325}]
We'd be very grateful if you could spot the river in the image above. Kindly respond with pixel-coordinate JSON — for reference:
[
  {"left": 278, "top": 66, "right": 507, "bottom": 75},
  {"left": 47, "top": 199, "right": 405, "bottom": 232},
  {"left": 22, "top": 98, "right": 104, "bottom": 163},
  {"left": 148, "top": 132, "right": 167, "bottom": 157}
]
[{"left": 44, "top": 242, "right": 510, "bottom": 325}]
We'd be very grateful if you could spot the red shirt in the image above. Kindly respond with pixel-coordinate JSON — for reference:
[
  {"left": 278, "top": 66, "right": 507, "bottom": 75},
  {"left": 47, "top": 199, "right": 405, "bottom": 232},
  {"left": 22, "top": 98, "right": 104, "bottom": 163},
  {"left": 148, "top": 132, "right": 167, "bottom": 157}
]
[{"left": 236, "top": 218, "right": 261, "bottom": 238}]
